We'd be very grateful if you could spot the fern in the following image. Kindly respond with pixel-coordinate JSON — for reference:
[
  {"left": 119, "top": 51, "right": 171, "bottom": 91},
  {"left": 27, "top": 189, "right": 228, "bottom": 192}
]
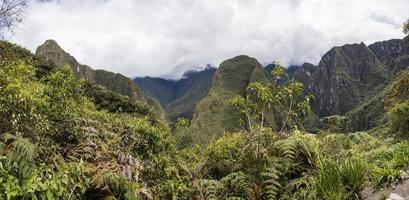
[
  {"left": 282, "top": 175, "right": 316, "bottom": 200},
  {"left": 275, "top": 139, "right": 297, "bottom": 161},
  {"left": 261, "top": 159, "right": 282, "bottom": 200},
  {"left": 196, "top": 179, "right": 225, "bottom": 200},
  {"left": 2, "top": 133, "right": 38, "bottom": 171},
  {"left": 221, "top": 172, "right": 253, "bottom": 198}
]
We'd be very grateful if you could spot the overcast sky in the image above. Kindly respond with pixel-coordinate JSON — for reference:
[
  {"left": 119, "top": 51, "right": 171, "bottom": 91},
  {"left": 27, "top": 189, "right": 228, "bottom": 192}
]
[{"left": 8, "top": 0, "right": 409, "bottom": 79}]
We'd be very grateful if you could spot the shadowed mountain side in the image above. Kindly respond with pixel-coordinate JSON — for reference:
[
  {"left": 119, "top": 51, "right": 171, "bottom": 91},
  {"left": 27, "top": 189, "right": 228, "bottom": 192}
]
[
  {"left": 185, "top": 55, "right": 277, "bottom": 145},
  {"left": 135, "top": 67, "right": 216, "bottom": 121}
]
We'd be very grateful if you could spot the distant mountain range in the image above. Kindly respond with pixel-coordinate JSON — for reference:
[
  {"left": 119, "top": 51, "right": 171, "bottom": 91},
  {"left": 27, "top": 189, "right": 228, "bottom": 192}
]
[
  {"left": 135, "top": 67, "right": 216, "bottom": 121},
  {"left": 20, "top": 36, "right": 409, "bottom": 144},
  {"left": 135, "top": 36, "right": 409, "bottom": 143}
]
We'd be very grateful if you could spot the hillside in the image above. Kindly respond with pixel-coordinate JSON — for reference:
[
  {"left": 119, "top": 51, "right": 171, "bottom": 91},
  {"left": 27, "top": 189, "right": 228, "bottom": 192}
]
[
  {"left": 1, "top": 37, "right": 409, "bottom": 199},
  {"left": 291, "top": 37, "right": 409, "bottom": 132},
  {"left": 184, "top": 55, "right": 275, "bottom": 145},
  {"left": 35, "top": 40, "right": 163, "bottom": 115},
  {"left": 135, "top": 67, "right": 216, "bottom": 121}
]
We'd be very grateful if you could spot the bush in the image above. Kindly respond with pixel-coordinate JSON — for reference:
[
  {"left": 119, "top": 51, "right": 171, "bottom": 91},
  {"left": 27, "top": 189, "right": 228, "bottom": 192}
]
[
  {"left": 389, "top": 100, "right": 409, "bottom": 136},
  {"left": 340, "top": 158, "right": 365, "bottom": 195},
  {"left": 203, "top": 133, "right": 245, "bottom": 179}
]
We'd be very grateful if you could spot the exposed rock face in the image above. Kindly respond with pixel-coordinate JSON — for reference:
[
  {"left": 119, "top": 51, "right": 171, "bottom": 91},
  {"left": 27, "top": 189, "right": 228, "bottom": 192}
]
[
  {"left": 294, "top": 42, "right": 392, "bottom": 117},
  {"left": 368, "top": 39, "right": 402, "bottom": 69},
  {"left": 291, "top": 38, "right": 409, "bottom": 131},
  {"left": 368, "top": 37, "right": 409, "bottom": 73},
  {"left": 135, "top": 67, "right": 216, "bottom": 121},
  {"left": 36, "top": 40, "right": 146, "bottom": 102},
  {"left": 292, "top": 62, "right": 317, "bottom": 85},
  {"left": 186, "top": 55, "right": 275, "bottom": 145}
]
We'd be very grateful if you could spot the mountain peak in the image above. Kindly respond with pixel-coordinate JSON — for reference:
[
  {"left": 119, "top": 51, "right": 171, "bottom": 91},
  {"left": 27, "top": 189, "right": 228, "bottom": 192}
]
[{"left": 36, "top": 39, "right": 64, "bottom": 54}]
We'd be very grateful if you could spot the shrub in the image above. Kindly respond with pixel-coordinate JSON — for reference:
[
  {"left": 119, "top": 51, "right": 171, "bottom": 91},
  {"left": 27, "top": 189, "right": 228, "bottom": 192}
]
[
  {"left": 340, "top": 158, "right": 365, "bottom": 195},
  {"left": 203, "top": 133, "right": 245, "bottom": 179}
]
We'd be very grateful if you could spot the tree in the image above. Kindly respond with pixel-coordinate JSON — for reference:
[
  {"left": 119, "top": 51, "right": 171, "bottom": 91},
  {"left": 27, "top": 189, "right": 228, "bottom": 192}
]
[
  {"left": 404, "top": 19, "right": 409, "bottom": 35},
  {"left": 231, "top": 64, "right": 312, "bottom": 135},
  {"left": 0, "top": 0, "right": 27, "bottom": 36},
  {"left": 230, "top": 82, "right": 275, "bottom": 132}
]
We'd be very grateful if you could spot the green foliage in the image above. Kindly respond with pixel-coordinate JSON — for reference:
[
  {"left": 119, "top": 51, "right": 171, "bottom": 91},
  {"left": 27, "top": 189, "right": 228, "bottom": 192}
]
[
  {"left": 389, "top": 101, "right": 409, "bottom": 135},
  {"left": 261, "top": 160, "right": 282, "bottom": 200},
  {"left": 203, "top": 133, "right": 244, "bottom": 178},
  {"left": 231, "top": 78, "right": 312, "bottom": 134},
  {"left": 42, "top": 66, "right": 89, "bottom": 121},
  {"left": 84, "top": 83, "right": 148, "bottom": 114},
  {"left": 321, "top": 115, "right": 349, "bottom": 132},
  {"left": 340, "top": 158, "right": 365, "bottom": 195},
  {"left": 230, "top": 82, "right": 275, "bottom": 131},
  {"left": 403, "top": 18, "right": 409, "bottom": 35},
  {"left": 314, "top": 157, "right": 366, "bottom": 199},
  {"left": 220, "top": 172, "right": 253, "bottom": 199},
  {"left": 0, "top": 59, "right": 176, "bottom": 199},
  {"left": 370, "top": 165, "right": 401, "bottom": 187},
  {"left": 386, "top": 70, "right": 409, "bottom": 136},
  {"left": 270, "top": 63, "right": 288, "bottom": 84},
  {"left": 315, "top": 160, "right": 348, "bottom": 200},
  {"left": 174, "top": 118, "right": 192, "bottom": 148},
  {"left": 2, "top": 42, "right": 409, "bottom": 200},
  {"left": 196, "top": 179, "right": 225, "bottom": 200},
  {"left": 0, "top": 61, "right": 49, "bottom": 137}
]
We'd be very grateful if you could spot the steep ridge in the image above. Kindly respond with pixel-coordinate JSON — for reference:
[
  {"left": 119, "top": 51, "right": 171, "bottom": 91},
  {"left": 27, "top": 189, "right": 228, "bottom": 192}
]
[
  {"left": 265, "top": 64, "right": 300, "bottom": 78},
  {"left": 35, "top": 40, "right": 163, "bottom": 114},
  {"left": 134, "top": 77, "right": 177, "bottom": 106},
  {"left": 186, "top": 55, "right": 275, "bottom": 145},
  {"left": 293, "top": 42, "right": 392, "bottom": 117},
  {"left": 135, "top": 67, "right": 216, "bottom": 121},
  {"left": 292, "top": 37, "right": 409, "bottom": 131},
  {"left": 345, "top": 37, "right": 409, "bottom": 130},
  {"left": 369, "top": 36, "right": 409, "bottom": 73}
]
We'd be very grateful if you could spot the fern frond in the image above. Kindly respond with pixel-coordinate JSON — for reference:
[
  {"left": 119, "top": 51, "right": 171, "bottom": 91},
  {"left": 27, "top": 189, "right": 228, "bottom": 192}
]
[
  {"left": 2, "top": 133, "right": 38, "bottom": 166},
  {"left": 221, "top": 171, "right": 253, "bottom": 198},
  {"left": 261, "top": 160, "right": 282, "bottom": 200},
  {"left": 275, "top": 139, "right": 296, "bottom": 161},
  {"left": 196, "top": 179, "right": 225, "bottom": 200}
]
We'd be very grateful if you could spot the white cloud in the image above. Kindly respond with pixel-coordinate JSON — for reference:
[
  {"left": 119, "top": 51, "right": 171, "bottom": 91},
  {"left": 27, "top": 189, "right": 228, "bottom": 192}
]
[{"left": 8, "top": 0, "right": 409, "bottom": 78}]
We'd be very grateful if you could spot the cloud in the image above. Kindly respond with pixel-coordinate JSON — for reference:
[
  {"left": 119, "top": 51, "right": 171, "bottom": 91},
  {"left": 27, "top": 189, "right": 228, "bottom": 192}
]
[{"left": 8, "top": 0, "right": 409, "bottom": 79}]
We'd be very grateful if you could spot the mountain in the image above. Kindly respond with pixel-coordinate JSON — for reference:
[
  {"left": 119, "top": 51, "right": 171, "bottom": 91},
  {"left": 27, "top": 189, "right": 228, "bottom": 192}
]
[
  {"left": 293, "top": 42, "right": 392, "bottom": 117},
  {"left": 185, "top": 55, "right": 275, "bottom": 144},
  {"left": 293, "top": 37, "right": 409, "bottom": 131},
  {"left": 135, "top": 67, "right": 216, "bottom": 121},
  {"left": 136, "top": 63, "right": 302, "bottom": 122},
  {"left": 35, "top": 40, "right": 163, "bottom": 114},
  {"left": 265, "top": 63, "right": 300, "bottom": 78}
]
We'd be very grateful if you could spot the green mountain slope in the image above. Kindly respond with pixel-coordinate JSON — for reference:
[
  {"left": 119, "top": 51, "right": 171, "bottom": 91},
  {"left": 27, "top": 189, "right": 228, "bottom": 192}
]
[
  {"left": 35, "top": 40, "right": 163, "bottom": 115},
  {"left": 292, "top": 37, "right": 409, "bottom": 131},
  {"left": 185, "top": 55, "right": 275, "bottom": 145},
  {"left": 293, "top": 42, "right": 392, "bottom": 117},
  {"left": 135, "top": 67, "right": 216, "bottom": 121}
]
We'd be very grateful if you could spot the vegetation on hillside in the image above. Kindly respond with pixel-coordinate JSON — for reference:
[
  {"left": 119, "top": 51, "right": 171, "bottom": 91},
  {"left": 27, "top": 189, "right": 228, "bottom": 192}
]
[{"left": 0, "top": 19, "right": 408, "bottom": 199}]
